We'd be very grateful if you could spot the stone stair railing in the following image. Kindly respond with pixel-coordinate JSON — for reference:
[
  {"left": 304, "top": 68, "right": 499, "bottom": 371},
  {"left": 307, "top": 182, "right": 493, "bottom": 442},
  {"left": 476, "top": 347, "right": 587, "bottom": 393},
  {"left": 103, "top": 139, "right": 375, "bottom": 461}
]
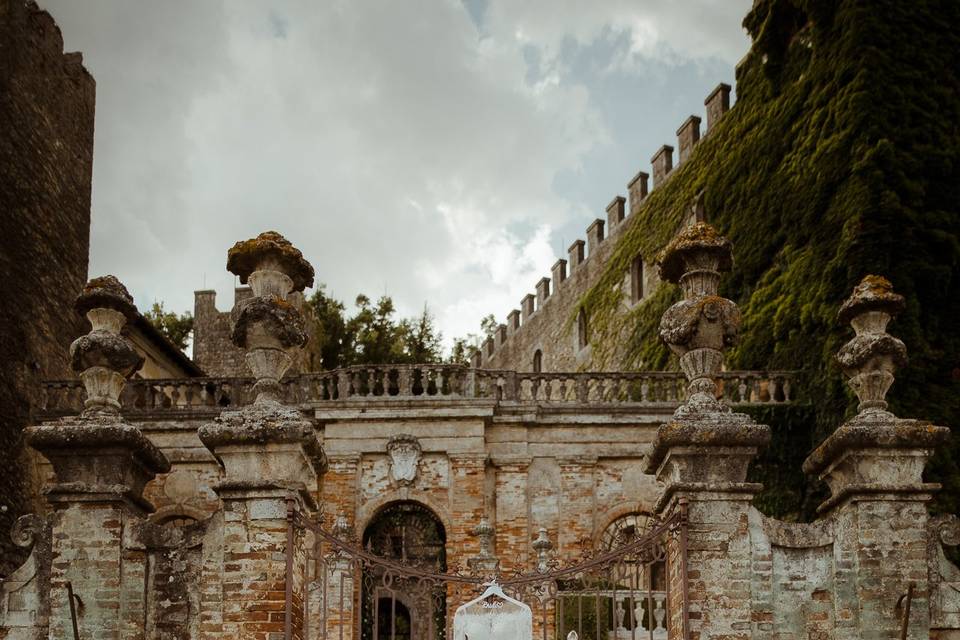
[{"left": 38, "top": 365, "right": 798, "bottom": 417}]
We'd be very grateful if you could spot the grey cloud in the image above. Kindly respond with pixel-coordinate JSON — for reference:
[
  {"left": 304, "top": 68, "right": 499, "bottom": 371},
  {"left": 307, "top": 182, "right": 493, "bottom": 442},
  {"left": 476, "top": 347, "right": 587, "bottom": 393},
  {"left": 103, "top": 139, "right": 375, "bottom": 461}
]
[{"left": 44, "top": 0, "right": 751, "bottom": 349}]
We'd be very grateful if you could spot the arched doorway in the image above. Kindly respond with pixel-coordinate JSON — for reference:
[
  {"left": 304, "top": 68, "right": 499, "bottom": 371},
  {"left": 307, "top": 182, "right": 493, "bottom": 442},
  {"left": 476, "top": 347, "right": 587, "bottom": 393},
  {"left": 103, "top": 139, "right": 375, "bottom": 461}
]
[{"left": 362, "top": 501, "right": 447, "bottom": 640}]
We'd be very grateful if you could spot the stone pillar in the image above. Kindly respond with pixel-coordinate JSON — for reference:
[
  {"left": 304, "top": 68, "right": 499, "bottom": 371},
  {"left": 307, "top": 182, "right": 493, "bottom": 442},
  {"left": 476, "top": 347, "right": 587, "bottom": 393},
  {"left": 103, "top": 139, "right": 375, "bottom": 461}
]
[
  {"left": 802, "top": 276, "right": 949, "bottom": 638},
  {"left": 568, "top": 239, "right": 585, "bottom": 272},
  {"left": 557, "top": 456, "right": 597, "bottom": 559},
  {"left": 521, "top": 294, "right": 536, "bottom": 322},
  {"left": 606, "top": 195, "right": 626, "bottom": 229},
  {"left": 651, "top": 145, "right": 674, "bottom": 187},
  {"left": 628, "top": 171, "right": 649, "bottom": 216},
  {"left": 493, "top": 456, "right": 532, "bottom": 574},
  {"left": 535, "top": 277, "right": 551, "bottom": 308},
  {"left": 495, "top": 323, "right": 507, "bottom": 347},
  {"left": 197, "top": 232, "right": 327, "bottom": 640},
  {"left": 320, "top": 515, "right": 356, "bottom": 640},
  {"left": 586, "top": 218, "right": 605, "bottom": 255},
  {"left": 550, "top": 259, "right": 567, "bottom": 289},
  {"left": 448, "top": 454, "right": 487, "bottom": 611},
  {"left": 676, "top": 115, "right": 701, "bottom": 164},
  {"left": 507, "top": 309, "right": 521, "bottom": 334},
  {"left": 24, "top": 276, "right": 171, "bottom": 640},
  {"left": 643, "top": 223, "right": 770, "bottom": 640},
  {"left": 323, "top": 454, "right": 361, "bottom": 527},
  {"left": 705, "top": 83, "right": 731, "bottom": 131}
]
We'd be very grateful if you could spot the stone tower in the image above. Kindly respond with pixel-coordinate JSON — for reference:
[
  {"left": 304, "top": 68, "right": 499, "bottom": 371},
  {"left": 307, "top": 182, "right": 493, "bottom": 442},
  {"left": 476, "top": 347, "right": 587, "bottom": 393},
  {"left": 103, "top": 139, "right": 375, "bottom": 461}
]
[{"left": 0, "top": 0, "right": 95, "bottom": 576}]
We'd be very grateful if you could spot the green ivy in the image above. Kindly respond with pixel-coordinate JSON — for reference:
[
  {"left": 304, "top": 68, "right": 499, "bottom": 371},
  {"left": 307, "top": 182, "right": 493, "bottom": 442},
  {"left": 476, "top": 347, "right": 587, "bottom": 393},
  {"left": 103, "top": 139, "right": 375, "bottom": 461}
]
[{"left": 578, "top": 0, "right": 960, "bottom": 520}]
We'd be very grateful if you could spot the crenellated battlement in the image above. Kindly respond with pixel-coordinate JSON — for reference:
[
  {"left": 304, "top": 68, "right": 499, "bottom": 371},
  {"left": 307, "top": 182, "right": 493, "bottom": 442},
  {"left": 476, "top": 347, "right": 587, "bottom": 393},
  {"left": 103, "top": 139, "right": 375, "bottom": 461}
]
[{"left": 477, "top": 82, "right": 733, "bottom": 372}]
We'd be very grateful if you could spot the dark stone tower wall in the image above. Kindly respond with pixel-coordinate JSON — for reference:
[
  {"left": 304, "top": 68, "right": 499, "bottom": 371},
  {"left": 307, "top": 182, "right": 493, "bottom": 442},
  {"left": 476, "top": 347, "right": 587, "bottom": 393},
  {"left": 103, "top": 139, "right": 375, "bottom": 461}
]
[{"left": 0, "top": 0, "right": 95, "bottom": 575}]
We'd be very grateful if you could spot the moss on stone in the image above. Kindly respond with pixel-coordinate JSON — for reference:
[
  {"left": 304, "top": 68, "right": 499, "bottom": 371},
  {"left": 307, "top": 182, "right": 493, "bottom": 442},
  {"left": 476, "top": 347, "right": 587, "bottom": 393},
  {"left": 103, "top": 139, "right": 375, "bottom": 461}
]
[{"left": 579, "top": 0, "right": 960, "bottom": 519}]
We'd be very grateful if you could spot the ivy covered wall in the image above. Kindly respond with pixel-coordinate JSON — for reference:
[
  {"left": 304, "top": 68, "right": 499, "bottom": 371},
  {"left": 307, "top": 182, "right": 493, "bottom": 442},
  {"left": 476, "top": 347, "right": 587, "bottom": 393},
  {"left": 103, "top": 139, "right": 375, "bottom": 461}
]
[{"left": 580, "top": 0, "right": 960, "bottom": 519}]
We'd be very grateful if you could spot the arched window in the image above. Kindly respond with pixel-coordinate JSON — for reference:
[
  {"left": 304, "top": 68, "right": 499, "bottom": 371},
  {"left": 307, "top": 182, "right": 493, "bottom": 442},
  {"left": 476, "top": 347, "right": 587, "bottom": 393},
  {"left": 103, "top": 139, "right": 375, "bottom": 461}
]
[
  {"left": 533, "top": 349, "right": 543, "bottom": 373},
  {"left": 630, "top": 255, "right": 644, "bottom": 303},
  {"left": 576, "top": 307, "right": 589, "bottom": 350}
]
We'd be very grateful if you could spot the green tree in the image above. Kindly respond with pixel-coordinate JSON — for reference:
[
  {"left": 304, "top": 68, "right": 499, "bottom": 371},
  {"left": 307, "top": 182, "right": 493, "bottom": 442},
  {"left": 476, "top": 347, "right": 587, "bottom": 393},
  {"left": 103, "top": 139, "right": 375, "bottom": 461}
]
[
  {"left": 305, "top": 285, "right": 446, "bottom": 368},
  {"left": 306, "top": 284, "right": 351, "bottom": 369},
  {"left": 479, "top": 313, "right": 497, "bottom": 339},
  {"left": 447, "top": 313, "right": 495, "bottom": 365},
  {"left": 143, "top": 302, "right": 193, "bottom": 352},
  {"left": 400, "top": 305, "right": 443, "bottom": 364},
  {"left": 349, "top": 294, "right": 406, "bottom": 364},
  {"left": 447, "top": 337, "right": 479, "bottom": 365}
]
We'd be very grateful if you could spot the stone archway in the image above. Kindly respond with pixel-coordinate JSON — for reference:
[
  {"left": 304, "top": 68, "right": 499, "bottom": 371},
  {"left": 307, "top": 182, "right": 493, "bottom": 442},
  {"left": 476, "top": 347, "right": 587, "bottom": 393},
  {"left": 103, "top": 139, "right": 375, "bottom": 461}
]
[{"left": 361, "top": 501, "right": 447, "bottom": 640}]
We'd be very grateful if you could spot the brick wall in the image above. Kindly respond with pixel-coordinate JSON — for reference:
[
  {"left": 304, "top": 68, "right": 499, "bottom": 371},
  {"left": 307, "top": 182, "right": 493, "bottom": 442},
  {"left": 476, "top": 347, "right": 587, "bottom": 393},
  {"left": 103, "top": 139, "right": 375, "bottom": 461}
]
[{"left": 0, "top": 0, "right": 94, "bottom": 576}]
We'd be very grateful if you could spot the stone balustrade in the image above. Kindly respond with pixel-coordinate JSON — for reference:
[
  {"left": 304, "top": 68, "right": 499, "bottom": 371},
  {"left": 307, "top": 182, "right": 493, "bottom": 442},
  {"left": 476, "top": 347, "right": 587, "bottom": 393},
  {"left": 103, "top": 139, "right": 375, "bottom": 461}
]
[{"left": 38, "top": 366, "right": 798, "bottom": 417}]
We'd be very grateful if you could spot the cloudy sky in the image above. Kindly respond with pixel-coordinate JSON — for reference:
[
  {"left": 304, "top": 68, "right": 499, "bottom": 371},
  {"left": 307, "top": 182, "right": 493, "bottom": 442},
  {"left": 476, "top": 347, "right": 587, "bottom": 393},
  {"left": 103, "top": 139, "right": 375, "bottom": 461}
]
[{"left": 46, "top": 0, "right": 751, "bottom": 353}]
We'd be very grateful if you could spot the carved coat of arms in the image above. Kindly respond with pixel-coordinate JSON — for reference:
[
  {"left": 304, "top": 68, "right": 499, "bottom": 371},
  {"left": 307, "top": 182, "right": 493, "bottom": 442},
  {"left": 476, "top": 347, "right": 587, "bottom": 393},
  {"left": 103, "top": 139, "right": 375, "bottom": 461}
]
[{"left": 386, "top": 434, "right": 421, "bottom": 486}]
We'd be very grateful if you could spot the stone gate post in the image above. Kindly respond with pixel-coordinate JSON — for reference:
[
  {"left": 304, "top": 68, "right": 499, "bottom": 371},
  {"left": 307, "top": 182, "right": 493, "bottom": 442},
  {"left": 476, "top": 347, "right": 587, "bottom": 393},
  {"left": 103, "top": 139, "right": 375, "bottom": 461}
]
[
  {"left": 24, "top": 276, "right": 171, "bottom": 639},
  {"left": 643, "top": 223, "right": 770, "bottom": 640},
  {"left": 197, "top": 232, "right": 327, "bottom": 640},
  {"left": 802, "top": 276, "right": 949, "bottom": 638}
]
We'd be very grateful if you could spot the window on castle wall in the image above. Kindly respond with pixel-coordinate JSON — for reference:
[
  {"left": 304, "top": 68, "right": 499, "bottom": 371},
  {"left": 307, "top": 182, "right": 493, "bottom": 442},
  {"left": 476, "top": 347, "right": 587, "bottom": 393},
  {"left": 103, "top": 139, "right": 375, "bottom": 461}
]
[
  {"left": 533, "top": 349, "right": 542, "bottom": 373},
  {"left": 630, "top": 255, "right": 644, "bottom": 303},
  {"left": 577, "top": 308, "right": 589, "bottom": 350}
]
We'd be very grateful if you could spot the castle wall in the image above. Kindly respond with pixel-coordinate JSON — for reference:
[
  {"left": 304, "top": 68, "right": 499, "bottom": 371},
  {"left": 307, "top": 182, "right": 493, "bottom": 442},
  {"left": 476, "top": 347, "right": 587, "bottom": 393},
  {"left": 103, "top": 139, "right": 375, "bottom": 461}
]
[
  {"left": 481, "top": 85, "right": 728, "bottom": 373},
  {"left": 0, "top": 0, "right": 94, "bottom": 576}
]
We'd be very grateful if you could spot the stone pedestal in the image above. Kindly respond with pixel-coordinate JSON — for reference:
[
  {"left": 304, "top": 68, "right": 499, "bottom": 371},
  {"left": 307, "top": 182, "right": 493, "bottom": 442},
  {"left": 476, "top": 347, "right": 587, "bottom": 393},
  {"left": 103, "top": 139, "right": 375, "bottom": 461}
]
[
  {"left": 26, "top": 415, "right": 170, "bottom": 640},
  {"left": 644, "top": 222, "right": 770, "bottom": 640},
  {"left": 21, "top": 275, "right": 169, "bottom": 640},
  {"left": 645, "top": 411, "right": 770, "bottom": 640},
  {"left": 800, "top": 275, "right": 951, "bottom": 638},
  {"left": 198, "top": 403, "right": 325, "bottom": 640},
  {"left": 803, "top": 411, "right": 949, "bottom": 638}
]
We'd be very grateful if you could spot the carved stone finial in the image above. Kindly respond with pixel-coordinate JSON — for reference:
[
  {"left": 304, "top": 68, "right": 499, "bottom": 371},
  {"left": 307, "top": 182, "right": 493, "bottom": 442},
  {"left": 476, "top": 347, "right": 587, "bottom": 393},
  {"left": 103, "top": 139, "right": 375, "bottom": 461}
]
[
  {"left": 836, "top": 275, "right": 907, "bottom": 414},
  {"left": 644, "top": 221, "right": 769, "bottom": 508},
  {"left": 226, "top": 231, "right": 312, "bottom": 404},
  {"left": 657, "top": 222, "right": 740, "bottom": 414},
  {"left": 69, "top": 275, "right": 144, "bottom": 414},
  {"left": 532, "top": 527, "right": 553, "bottom": 573},
  {"left": 24, "top": 276, "right": 170, "bottom": 514},
  {"left": 801, "top": 275, "right": 949, "bottom": 514},
  {"left": 198, "top": 233, "right": 325, "bottom": 509},
  {"left": 227, "top": 230, "right": 315, "bottom": 294},
  {"left": 468, "top": 517, "right": 500, "bottom": 576}
]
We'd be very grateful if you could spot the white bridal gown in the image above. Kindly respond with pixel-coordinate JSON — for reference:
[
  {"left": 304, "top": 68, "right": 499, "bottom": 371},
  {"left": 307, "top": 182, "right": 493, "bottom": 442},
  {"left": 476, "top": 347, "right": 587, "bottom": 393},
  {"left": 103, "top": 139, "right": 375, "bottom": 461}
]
[{"left": 452, "top": 585, "right": 533, "bottom": 640}]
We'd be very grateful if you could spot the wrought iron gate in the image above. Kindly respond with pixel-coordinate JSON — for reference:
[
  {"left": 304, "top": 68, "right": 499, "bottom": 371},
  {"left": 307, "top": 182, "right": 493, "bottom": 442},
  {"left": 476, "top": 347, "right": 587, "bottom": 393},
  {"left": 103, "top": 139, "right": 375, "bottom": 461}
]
[{"left": 283, "top": 501, "right": 689, "bottom": 640}]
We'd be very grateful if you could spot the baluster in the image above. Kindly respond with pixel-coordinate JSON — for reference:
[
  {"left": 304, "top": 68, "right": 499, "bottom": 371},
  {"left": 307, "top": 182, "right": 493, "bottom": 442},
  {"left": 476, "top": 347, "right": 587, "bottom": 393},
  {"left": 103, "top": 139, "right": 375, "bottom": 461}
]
[
  {"left": 752, "top": 376, "right": 761, "bottom": 403},
  {"left": 399, "top": 367, "right": 413, "bottom": 397},
  {"left": 464, "top": 369, "right": 476, "bottom": 398},
  {"left": 574, "top": 376, "right": 586, "bottom": 403},
  {"left": 430, "top": 367, "right": 440, "bottom": 396},
  {"left": 509, "top": 371, "right": 520, "bottom": 401},
  {"left": 735, "top": 376, "right": 746, "bottom": 404},
  {"left": 335, "top": 371, "right": 348, "bottom": 399},
  {"left": 782, "top": 376, "right": 792, "bottom": 402},
  {"left": 653, "top": 593, "right": 666, "bottom": 637},
  {"left": 450, "top": 368, "right": 462, "bottom": 397},
  {"left": 768, "top": 376, "right": 780, "bottom": 403}
]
